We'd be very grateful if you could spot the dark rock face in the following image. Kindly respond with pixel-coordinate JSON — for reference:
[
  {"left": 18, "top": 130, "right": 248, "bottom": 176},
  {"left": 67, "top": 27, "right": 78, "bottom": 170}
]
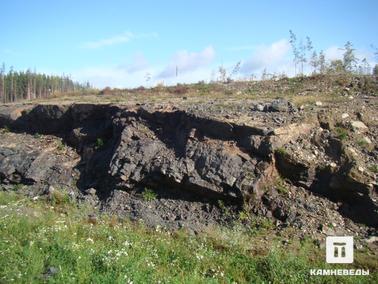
[
  {"left": 0, "top": 132, "right": 79, "bottom": 191},
  {"left": 108, "top": 117, "right": 260, "bottom": 202},
  {"left": 274, "top": 151, "right": 316, "bottom": 188},
  {"left": 0, "top": 104, "right": 276, "bottom": 205},
  {"left": 0, "top": 103, "right": 377, "bottom": 230}
]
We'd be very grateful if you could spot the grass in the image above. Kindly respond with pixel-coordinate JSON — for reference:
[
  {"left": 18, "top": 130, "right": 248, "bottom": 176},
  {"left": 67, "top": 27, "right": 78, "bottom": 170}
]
[
  {"left": 368, "top": 165, "right": 378, "bottom": 173},
  {"left": 56, "top": 140, "right": 66, "bottom": 151},
  {"left": 334, "top": 127, "right": 349, "bottom": 140},
  {"left": 275, "top": 178, "right": 289, "bottom": 195},
  {"left": 11, "top": 184, "right": 23, "bottom": 191},
  {"left": 0, "top": 191, "right": 377, "bottom": 283},
  {"left": 95, "top": 138, "right": 105, "bottom": 149},
  {"left": 27, "top": 73, "right": 361, "bottom": 107},
  {"left": 275, "top": 147, "right": 289, "bottom": 157},
  {"left": 48, "top": 190, "right": 73, "bottom": 206},
  {"left": 356, "top": 138, "right": 369, "bottom": 148},
  {"left": 141, "top": 188, "right": 157, "bottom": 201}
]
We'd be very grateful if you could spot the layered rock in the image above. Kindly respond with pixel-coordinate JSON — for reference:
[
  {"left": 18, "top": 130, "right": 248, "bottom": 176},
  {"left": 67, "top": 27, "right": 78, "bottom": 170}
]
[{"left": 0, "top": 103, "right": 377, "bottom": 228}]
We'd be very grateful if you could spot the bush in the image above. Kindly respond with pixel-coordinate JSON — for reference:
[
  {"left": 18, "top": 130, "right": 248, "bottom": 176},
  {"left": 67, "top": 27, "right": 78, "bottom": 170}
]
[
  {"left": 170, "top": 84, "right": 188, "bottom": 95},
  {"left": 141, "top": 188, "right": 157, "bottom": 201},
  {"left": 99, "top": 87, "right": 112, "bottom": 96},
  {"left": 95, "top": 138, "right": 104, "bottom": 149}
]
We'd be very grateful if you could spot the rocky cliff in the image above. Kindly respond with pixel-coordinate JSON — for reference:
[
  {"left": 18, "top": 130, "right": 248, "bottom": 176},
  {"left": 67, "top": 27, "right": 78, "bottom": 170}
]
[{"left": 0, "top": 99, "right": 377, "bottom": 236}]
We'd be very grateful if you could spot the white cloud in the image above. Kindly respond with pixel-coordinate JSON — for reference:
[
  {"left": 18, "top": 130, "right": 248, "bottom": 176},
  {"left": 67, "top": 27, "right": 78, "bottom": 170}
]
[
  {"left": 81, "top": 32, "right": 158, "bottom": 49},
  {"left": 118, "top": 53, "right": 149, "bottom": 74},
  {"left": 72, "top": 64, "right": 214, "bottom": 89},
  {"left": 324, "top": 45, "right": 376, "bottom": 63},
  {"left": 226, "top": 45, "right": 256, "bottom": 51},
  {"left": 240, "top": 39, "right": 291, "bottom": 74},
  {"left": 72, "top": 40, "right": 378, "bottom": 88},
  {"left": 72, "top": 66, "right": 153, "bottom": 88},
  {"left": 81, "top": 32, "right": 134, "bottom": 49},
  {"left": 157, "top": 46, "right": 215, "bottom": 78},
  {"left": 324, "top": 46, "right": 344, "bottom": 61}
]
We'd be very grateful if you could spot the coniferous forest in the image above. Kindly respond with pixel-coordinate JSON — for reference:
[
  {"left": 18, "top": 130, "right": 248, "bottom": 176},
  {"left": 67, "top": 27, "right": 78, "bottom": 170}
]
[{"left": 0, "top": 65, "right": 90, "bottom": 103}]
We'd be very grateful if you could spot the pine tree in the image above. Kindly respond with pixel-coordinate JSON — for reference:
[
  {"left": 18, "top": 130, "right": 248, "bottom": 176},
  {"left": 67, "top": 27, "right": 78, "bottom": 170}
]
[
  {"left": 298, "top": 39, "right": 307, "bottom": 75},
  {"left": 342, "top": 41, "right": 357, "bottom": 72},
  {"left": 373, "top": 64, "right": 378, "bottom": 76},
  {"left": 0, "top": 63, "right": 4, "bottom": 103},
  {"left": 318, "top": 51, "right": 326, "bottom": 74},
  {"left": 306, "top": 36, "right": 313, "bottom": 73},
  {"left": 289, "top": 30, "right": 299, "bottom": 75},
  {"left": 0, "top": 67, "right": 89, "bottom": 103},
  {"left": 310, "top": 51, "right": 318, "bottom": 74}
]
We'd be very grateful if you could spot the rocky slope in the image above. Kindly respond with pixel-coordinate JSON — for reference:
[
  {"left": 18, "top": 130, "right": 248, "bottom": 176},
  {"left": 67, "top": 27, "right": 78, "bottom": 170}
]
[{"left": 0, "top": 95, "right": 377, "bottom": 239}]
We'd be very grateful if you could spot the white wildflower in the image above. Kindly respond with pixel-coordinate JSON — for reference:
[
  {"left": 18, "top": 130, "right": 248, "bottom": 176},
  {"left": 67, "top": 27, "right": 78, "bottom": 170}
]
[{"left": 86, "top": 238, "right": 94, "bottom": 243}]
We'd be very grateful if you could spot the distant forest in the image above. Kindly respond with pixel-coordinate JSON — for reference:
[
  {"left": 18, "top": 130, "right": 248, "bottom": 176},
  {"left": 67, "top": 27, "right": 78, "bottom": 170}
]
[{"left": 0, "top": 65, "right": 90, "bottom": 103}]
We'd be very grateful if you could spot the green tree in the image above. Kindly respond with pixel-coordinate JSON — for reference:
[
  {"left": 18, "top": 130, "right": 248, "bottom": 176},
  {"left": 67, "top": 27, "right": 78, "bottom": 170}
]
[
  {"left": 289, "top": 30, "right": 299, "bottom": 75},
  {"left": 0, "top": 63, "right": 5, "bottom": 103},
  {"left": 318, "top": 50, "right": 326, "bottom": 74},
  {"left": 0, "top": 66, "right": 90, "bottom": 103},
  {"left": 218, "top": 66, "right": 227, "bottom": 82},
  {"left": 298, "top": 39, "right": 306, "bottom": 75},
  {"left": 327, "top": 59, "right": 345, "bottom": 74},
  {"left": 373, "top": 64, "right": 378, "bottom": 76},
  {"left": 342, "top": 41, "right": 357, "bottom": 72},
  {"left": 306, "top": 36, "right": 313, "bottom": 72},
  {"left": 310, "top": 51, "right": 318, "bottom": 73},
  {"left": 360, "top": 58, "right": 370, "bottom": 75}
]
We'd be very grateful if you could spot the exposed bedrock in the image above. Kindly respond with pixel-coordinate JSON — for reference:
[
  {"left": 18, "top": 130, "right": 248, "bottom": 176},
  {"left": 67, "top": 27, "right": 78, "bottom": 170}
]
[
  {"left": 0, "top": 104, "right": 276, "bottom": 205},
  {"left": 0, "top": 103, "right": 377, "bottom": 227}
]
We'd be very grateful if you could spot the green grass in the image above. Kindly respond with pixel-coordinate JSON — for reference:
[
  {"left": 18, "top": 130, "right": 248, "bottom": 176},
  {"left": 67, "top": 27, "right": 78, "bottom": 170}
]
[
  {"left": 11, "top": 184, "right": 23, "bottom": 191},
  {"left": 356, "top": 138, "right": 369, "bottom": 148},
  {"left": 56, "top": 140, "right": 66, "bottom": 151},
  {"left": 275, "top": 178, "right": 289, "bottom": 195},
  {"left": 95, "top": 138, "right": 105, "bottom": 149},
  {"left": 275, "top": 147, "right": 289, "bottom": 157},
  {"left": 334, "top": 127, "right": 349, "bottom": 140},
  {"left": 368, "top": 165, "right": 378, "bottom": 173},
  {"left": 141, "top": 188, "right": 157, "bottom": 202},
  {"left": 0, "top": 191, "right": 376, "bottom": 283}
]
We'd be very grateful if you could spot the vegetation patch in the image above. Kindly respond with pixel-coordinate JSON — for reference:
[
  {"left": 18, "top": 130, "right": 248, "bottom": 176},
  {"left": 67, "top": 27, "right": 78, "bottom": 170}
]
[
  {"left": 141, "top": 188, "right": 157, "bottom": 202},
  {"left": 333, "top": 127, "right": 349, "bottom": 140},
  {"left": 275, "top": 147, "right": 289, "bottom": 157},
  {"left": 275, "top": 178, "right": 290, "bottom": 195},
  {"left": 368, "top": 165, "right": 378, "bottom": 173},
  {"left": 0, "top": 191, "right": 376, "bottom": 283},
  {"left": 95, "top": 138, "right": 105, "bottom": 149}
]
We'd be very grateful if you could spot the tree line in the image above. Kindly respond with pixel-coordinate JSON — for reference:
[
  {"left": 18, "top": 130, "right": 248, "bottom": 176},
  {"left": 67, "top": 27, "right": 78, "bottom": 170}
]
[
  {"left": 0, "top": 64, "right": 91, "bottom": 103},
  {"left": 289, "top": 30, "right": 378, "bottom": 76}
]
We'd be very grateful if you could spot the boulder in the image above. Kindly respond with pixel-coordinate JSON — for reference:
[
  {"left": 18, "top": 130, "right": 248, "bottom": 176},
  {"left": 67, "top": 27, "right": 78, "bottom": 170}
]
[{"left": 350, "top": 121, "right": 368, "bottom": 132}]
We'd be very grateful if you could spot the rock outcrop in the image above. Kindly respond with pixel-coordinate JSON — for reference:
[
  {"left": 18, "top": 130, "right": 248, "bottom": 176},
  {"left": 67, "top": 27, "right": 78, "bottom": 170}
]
[{"left": 0, "top": 102, "right": 377, "bottom": 230}]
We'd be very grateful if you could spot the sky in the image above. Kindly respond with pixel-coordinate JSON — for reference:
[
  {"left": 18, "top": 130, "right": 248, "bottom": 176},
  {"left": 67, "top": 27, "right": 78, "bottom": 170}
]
[{"left": 1, "top": 0, "right": 377, "bottom": 88}]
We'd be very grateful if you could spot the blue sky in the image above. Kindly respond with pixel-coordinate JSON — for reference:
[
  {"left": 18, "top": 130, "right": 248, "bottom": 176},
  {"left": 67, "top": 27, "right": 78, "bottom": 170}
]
[{"left": 1, "top": 0, "right": 377, "bottom": 87}]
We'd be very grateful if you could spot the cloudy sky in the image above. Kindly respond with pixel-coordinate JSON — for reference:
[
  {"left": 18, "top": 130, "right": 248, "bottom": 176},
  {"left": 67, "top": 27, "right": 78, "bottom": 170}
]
[{"left": 1, "top": 0, "right": 377, "bottom": 88}]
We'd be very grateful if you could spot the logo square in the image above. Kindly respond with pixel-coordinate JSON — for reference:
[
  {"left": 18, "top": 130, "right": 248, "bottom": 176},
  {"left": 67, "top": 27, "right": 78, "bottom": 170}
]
[{"left": 326, "top": 236, "right": 354, "bottom": 263}]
